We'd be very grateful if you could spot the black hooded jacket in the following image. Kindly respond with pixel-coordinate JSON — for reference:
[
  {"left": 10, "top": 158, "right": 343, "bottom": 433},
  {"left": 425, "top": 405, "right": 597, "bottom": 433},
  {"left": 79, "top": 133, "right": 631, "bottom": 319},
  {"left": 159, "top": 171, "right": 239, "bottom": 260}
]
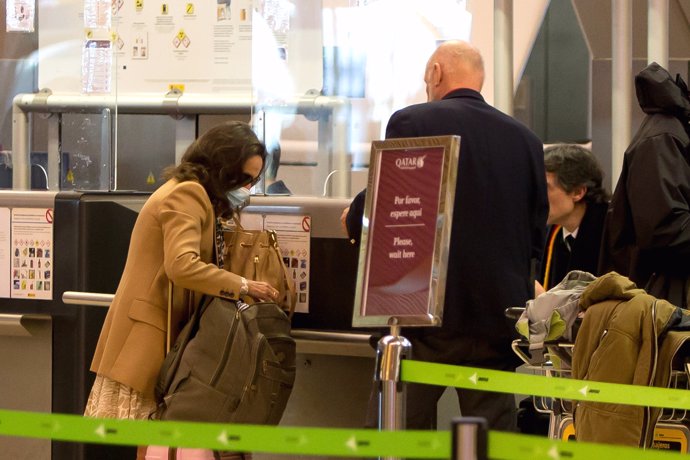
[{"left": 600, "top": 62, "right": 690, "bottom": 307}]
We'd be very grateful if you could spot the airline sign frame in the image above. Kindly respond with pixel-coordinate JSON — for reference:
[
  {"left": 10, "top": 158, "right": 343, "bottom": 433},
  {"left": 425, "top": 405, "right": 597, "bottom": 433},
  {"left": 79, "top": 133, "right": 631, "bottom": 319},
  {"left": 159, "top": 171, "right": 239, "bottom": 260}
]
[{"left": 352, "top": 135, "right": 459, "bottom": 328}]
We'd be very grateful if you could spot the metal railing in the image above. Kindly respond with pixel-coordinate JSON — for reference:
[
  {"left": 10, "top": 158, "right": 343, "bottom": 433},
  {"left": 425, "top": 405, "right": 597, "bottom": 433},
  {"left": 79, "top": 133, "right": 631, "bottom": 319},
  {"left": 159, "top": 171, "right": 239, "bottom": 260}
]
[
  {"left": 12, "top": 91, "right": 351, "bottom": 196},
  {"left": 61, "top": 290, "right": 373, "bottom": 354}
]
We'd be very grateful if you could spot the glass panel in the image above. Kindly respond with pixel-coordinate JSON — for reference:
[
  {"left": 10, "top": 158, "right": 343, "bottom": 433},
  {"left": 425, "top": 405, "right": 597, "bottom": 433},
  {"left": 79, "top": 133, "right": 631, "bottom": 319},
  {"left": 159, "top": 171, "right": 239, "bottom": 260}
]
[
  {"left": 114, "top": 115, "right": 176, "bottom": 192},
  {"left": 2, "top": 0, "right": 598, "bottom": 194},
  {"left": 109, "top": 0, "right": 258, "bottom": 191},
  {"left": 60, "top": 112, "right": 112, "bottom": 191},
  {"left": 253, "top": 0, "right": 473, "bottom": 197},
  {"left": 0, "top": 0, "right": 38, "bottom": 189}
]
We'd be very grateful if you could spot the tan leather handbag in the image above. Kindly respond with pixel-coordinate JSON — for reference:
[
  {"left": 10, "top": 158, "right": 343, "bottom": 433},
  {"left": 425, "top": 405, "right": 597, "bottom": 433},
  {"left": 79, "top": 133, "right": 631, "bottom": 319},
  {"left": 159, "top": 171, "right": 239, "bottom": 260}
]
[{"left": 222, "top": 216, "right": 296, "bottom": 314}]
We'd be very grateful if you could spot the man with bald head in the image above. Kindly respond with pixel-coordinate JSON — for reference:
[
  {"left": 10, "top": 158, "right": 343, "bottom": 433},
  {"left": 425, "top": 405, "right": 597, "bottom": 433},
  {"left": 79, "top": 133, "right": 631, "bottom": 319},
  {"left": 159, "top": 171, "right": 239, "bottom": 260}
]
[{"left": 346, "top": 40, "right": 548, "bottom": 431}]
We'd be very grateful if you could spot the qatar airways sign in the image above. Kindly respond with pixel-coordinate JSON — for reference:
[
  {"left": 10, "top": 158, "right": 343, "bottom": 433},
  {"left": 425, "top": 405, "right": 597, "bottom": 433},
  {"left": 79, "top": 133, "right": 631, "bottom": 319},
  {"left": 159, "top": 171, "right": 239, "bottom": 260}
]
[
  {"left": 353, "top": 136, "right": 459, "bottom": 327},
  {"left": 394, "top": 155, "right": 427, "bottom": 170}
]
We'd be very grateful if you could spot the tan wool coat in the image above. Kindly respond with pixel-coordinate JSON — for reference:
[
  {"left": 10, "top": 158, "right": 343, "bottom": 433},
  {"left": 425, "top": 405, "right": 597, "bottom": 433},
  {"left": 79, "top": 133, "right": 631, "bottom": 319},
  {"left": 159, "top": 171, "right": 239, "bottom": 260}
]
[{"left": 90, "top": 179, "right": 243, "bottom": 398}]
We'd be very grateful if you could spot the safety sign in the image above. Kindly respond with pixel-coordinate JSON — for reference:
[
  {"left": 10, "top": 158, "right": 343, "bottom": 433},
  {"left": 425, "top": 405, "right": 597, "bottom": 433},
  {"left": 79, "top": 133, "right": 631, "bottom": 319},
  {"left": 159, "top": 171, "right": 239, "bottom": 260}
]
[{"left": 0, "top": 208, "right": 54, "bottom": 300}]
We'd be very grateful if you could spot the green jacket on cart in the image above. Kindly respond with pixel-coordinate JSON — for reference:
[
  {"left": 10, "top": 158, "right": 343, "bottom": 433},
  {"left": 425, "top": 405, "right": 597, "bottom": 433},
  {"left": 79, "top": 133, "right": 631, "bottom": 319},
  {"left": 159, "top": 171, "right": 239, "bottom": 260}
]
[{"left": 573, "top": 271, "right": 690, "bottom": 447}]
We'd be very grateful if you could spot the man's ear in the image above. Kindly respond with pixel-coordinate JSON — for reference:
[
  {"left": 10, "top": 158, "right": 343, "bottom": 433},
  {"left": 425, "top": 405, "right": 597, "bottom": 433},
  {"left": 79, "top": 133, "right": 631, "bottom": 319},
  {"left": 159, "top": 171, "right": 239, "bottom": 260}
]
[
  {"left": 571, "top": 185, "right": 587, "bottom": 203},
  {"left": 432, "top": 62, "right": 442, "bottom": 86}
]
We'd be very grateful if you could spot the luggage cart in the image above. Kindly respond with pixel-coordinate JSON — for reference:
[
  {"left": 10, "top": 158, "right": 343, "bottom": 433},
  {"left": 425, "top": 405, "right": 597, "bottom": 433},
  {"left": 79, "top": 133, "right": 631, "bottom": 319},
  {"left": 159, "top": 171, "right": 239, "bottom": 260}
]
[{"left": 507, "top": 307, "right": 690, "bottom": 452}]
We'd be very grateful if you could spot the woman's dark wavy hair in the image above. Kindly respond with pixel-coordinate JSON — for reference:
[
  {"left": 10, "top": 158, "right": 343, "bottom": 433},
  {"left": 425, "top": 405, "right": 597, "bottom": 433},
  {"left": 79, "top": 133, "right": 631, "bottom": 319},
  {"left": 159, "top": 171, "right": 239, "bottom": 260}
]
[
  {"left": 162, "top": 121, "right": 266, "bottom": 217},
  {"left": 544, "top": 143, "right": 609, "bottom": 204}
]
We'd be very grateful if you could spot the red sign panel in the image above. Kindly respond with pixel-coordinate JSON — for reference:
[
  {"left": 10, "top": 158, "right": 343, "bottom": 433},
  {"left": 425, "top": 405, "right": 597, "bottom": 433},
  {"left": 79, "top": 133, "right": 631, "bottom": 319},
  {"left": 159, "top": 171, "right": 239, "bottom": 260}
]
[{"left": 362, "top": 146, "right": 445, "bottom": 316}]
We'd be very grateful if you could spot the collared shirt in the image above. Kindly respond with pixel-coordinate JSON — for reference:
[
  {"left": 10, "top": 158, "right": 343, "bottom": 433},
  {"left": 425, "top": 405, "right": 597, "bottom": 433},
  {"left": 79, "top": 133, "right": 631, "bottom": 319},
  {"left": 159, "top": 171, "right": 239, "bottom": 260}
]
[{"left": 563, "top": 227, "right": 579, "bottom": 252}]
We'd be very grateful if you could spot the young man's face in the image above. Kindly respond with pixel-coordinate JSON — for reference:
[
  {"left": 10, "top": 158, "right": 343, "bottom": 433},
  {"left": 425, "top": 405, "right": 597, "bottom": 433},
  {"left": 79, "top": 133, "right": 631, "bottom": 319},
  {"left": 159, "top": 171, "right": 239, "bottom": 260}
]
[{"left": 546, "top": 172, "right": 579, "bottom": 226}]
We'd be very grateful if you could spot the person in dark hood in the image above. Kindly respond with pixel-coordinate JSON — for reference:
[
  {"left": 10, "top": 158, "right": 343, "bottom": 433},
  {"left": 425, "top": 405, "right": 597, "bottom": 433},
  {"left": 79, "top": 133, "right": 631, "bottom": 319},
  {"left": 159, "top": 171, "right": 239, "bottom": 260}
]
[{"left": 599, "top": 62, "right": 690, "bottom": 308}]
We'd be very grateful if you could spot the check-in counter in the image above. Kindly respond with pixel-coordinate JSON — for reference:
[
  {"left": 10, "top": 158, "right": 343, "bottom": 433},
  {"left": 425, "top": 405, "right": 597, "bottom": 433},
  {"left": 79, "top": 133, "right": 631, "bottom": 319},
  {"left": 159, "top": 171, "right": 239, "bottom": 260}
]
[
  {"left": 0, "top": 190, "right": 375, "bottom": 460},
  {"left": 0, "top": 191, "right": 153, "bottom": 459},
  {"left": 0, "top": 192, "right": 57, "bottom": 459}
]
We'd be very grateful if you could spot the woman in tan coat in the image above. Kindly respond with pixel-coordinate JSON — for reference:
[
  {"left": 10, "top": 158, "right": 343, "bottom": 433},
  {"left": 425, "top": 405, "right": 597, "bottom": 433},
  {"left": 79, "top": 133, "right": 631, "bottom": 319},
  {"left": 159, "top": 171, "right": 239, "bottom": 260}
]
[{"left": 84, "top": 121, "right": 279, "bottom": 455}]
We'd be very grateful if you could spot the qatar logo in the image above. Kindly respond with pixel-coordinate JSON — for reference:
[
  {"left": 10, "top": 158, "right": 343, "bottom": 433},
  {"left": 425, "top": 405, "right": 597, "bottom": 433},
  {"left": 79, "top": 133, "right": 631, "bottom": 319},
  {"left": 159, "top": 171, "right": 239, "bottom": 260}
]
[{"left": 395, "top": 154, "right": 426, "bottom": 170}]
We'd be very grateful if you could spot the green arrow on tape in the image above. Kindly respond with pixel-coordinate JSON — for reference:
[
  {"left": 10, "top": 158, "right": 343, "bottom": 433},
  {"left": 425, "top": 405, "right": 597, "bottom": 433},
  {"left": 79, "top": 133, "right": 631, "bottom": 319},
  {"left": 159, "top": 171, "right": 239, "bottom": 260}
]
[
  {"left": 0, "top": 408, "right": 689, "bottom": 459},
  {"left": 0, "top": 409, "right": 450, "bottom": 458},
  {"left": 490, "top": 431, "right": 688, "bottom": 460},
  {"left": 402, "top": 360, "right": 690, "bottom": 410}
]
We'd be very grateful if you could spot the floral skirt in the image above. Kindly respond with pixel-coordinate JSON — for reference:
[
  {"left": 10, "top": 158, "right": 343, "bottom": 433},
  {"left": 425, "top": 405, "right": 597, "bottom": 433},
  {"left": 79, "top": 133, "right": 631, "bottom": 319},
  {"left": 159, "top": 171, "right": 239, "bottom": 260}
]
[
  {"left": 84, "top": 374, "right": 157, "bottom": 420},
  {"left": 85, "top": 375, "right": 251, "bottom": 459}
]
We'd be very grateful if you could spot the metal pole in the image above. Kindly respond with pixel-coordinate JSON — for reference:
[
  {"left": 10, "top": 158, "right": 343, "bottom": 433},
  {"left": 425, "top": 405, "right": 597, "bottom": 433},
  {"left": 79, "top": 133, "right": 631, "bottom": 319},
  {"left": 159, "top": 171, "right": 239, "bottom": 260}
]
[
  {"left": 47, "top": 114, "right": 61, "bottom": 191},
  {"left": 452, "top": 417, "right": 488, "bottom": 460},
  {"left": 331, "top": 101, "right": 351, "bottom": 198},
  {"left": 611, "top": 0, "right": 633, "bottom": 191},
  {"left": 12, "top": 99, "right": 30, "bottom": 190},
  {"left": 647, "top": 0, "right": 669, "bottom": 68},
  {"left": 493, "top": 0, "right": 514, "bottom": 115},
  {"left": 252, "top": 110, "right": 267, "bottom": 194},
  {"left": 100, "top": 108, "right": 113, "bottom": 191},
  {"left": 175, "top": 116, "right": 197, "bottom": 166},
  {"left": 317, "top": 112, "right": 333, "bottom": 197},
  {"left": 376, "top": 325, "right": 411, "bottom": 460},
  {"left": 12, "top": 92, "right": 349, "bottom": 193}
]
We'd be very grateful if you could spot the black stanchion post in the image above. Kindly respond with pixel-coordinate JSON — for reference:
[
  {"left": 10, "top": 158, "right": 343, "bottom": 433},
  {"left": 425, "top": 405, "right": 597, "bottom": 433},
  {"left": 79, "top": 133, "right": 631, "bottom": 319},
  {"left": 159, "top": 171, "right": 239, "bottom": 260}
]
[
  {"left": 451, "top": 417, "right": 488, "bottom": 460},
  {"left": 376, "top": 324, "right": 412, "bottom": 446}
]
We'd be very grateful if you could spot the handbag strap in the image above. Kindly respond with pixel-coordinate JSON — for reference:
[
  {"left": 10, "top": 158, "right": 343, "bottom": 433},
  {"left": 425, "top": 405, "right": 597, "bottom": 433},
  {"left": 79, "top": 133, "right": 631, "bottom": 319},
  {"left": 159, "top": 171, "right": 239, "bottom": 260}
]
[
  {"left": 231, "top": 214, "right": 245, "bottom": 231},
  {"left": 271, "top": 238, "right": 296, "bottom": 318}
]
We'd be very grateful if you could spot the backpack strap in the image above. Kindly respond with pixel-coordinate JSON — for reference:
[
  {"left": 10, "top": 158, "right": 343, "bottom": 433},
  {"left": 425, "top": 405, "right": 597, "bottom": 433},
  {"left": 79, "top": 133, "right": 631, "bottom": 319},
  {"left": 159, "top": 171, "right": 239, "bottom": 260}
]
[
  {"left": 166, "top": 281, "right": 196, "bottom": 353},
  {"left": 157, "top": 286, "right": 210, "bottom": 402}
]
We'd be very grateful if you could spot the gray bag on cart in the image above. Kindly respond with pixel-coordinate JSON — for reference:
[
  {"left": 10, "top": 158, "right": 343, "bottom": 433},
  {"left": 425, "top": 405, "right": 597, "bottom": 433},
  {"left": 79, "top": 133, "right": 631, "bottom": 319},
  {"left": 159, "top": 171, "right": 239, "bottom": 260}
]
[{"left": 153, "top": 296, "right": 296, "bottom": 425}]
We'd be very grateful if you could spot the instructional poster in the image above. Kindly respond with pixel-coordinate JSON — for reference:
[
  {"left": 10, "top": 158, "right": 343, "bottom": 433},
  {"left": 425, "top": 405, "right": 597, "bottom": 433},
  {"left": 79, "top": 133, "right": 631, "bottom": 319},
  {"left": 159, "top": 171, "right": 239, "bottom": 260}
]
[
  {"left": 6, "top": 0, "right": 35, "bottom": 32},
  {"left": 10, "top": 208, "right": 54, "bottom": 300},
  {"left": 39, "top": 0, "right": 323, "bottom": 97},
  {"left": 108, "top": 0, "right": 254, "bottom": 93},
  {"left": 0, "top": 208, "right": 9, "bottom": 298},
  {"left": 81, "top": 39, "right": 113, "bottom": 93},
  {"left": 241, "top": 213, "right": 311, "bottom": 313}
]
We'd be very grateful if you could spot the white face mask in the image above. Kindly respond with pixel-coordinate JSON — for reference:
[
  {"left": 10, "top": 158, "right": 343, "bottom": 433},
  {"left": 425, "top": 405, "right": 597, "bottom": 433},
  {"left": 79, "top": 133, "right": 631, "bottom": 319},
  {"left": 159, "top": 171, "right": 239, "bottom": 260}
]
[{"left": 227, "top": 186, "right": 251, "bottom": 210}]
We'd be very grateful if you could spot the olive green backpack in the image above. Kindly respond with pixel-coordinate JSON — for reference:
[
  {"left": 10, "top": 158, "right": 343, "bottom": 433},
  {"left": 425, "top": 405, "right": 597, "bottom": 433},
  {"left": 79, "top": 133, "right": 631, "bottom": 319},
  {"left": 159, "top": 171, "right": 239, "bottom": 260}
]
[{"left": 153, "top": 296, "right": 295, "bottom": 425}]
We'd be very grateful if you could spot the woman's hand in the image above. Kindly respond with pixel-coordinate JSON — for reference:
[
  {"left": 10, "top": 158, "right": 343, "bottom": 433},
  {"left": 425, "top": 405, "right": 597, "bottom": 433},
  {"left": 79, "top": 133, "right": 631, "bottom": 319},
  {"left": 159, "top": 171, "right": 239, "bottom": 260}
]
[{"left": 247, "top": 280, "right": 280, "bottom": 302}]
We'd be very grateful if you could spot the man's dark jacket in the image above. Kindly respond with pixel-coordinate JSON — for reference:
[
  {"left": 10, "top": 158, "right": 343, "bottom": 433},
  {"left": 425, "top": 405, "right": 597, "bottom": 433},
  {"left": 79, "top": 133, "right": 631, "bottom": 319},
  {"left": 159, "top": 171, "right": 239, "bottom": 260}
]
[
  {"left": 539, "top": 201, "right": 608, "bottom": 290},
  {"left": 600, "top": 63, "right": 690, "bottom": 308},
  {"left": 348, "top": 88, "right": 548, "bottom": 361}
]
